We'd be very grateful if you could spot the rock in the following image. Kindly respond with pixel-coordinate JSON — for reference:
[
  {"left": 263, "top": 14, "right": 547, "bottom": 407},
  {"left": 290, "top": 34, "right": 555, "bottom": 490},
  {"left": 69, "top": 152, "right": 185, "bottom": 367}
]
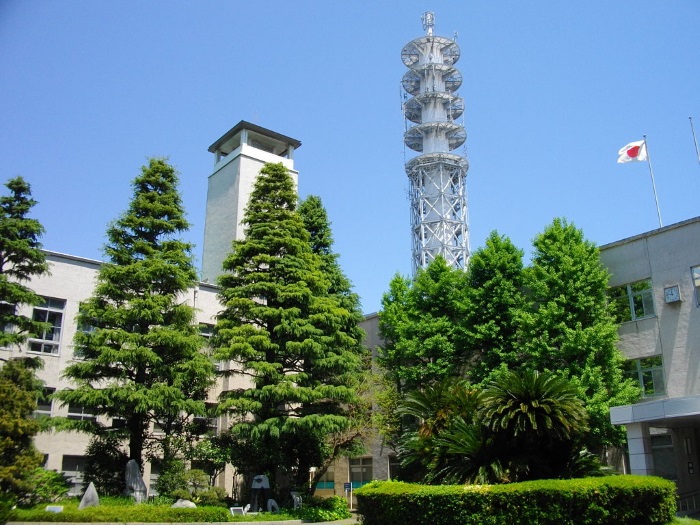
[
  {"left": 45, "top": 506, "right": 63, "bottom": 513},
  {"left": 78, "top": 482, "right": 100, "bottom": 509},
  {"left": 124, "top": 459, "right": 148, "bottom": 503},
  {"left": 172, "top": 499, "right": 197, "bottom": 508}
]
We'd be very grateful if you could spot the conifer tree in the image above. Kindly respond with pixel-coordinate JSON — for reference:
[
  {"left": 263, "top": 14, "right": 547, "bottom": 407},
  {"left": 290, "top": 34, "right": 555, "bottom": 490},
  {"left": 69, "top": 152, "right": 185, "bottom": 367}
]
[
  {"left": 214, "top": 164, "right": 364, "bottom": 494},
  {"left": 0, "top": 357, "right": 45, "bottom": 502},
  {"left": 57, "top": 159, "right": 215, "bottom": 468},
  {"left": 0, "top": 177, "right": 49, "bottom": 348},
  {"left": 518, "top": 218, "right": 639, "bottom": 450},
  {"left": 298, "top": 195, "right": 369, "bottom": 493}
]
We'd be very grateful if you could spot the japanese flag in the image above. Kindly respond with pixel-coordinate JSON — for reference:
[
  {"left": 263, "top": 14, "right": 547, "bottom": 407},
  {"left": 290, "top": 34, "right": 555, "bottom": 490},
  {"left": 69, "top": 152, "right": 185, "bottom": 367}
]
[{"left": 617, "top": 140, "right": 648, "bottom": 163}]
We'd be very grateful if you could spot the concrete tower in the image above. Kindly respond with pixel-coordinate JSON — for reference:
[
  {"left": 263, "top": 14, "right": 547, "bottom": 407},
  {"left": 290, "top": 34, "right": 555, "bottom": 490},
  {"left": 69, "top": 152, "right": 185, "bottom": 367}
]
[
  {"left": 201, "top": 121, "right": 301, "bottom": 283},
  {"left": 402, "top": 12, "right": 469, "bottom": 273}
]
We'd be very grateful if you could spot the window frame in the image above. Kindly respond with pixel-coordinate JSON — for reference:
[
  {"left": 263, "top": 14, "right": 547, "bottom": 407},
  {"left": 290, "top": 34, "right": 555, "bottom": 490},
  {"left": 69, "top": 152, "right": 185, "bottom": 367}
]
[
  {"left": 33, "top": 387, "right": 56, "bottom": 418},
  {"left": 627, "top": 355, "right": 665, "bottom": 398},
  {"left": 349, "top": 457, "right": 372, "bottom": 489},
  {"left": 28, "top": 297, "right": 66, "bottom": 356},
  {"left": 691, "top": 265, "right": 700, "bottom": 307},
  {"left": 610, "top": 279, "right": 655, "bottom": 323},
  {"left": 67, "top": 402, "right": 96, "bottom": 422}
]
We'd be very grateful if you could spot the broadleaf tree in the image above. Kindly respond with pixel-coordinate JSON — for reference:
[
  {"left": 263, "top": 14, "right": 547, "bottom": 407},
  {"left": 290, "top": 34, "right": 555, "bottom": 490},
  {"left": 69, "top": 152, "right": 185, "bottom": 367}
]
[
  {"left": 378, "top": 257, "right": 468, "bottom": 392},
  {"left": 517, "top": 218, "right": 639, "bottom": 451},
  {"left": 0, "top": 177, "right": 49, "bottom": 348},
  {"left": 462, "top": 231, "right": 526, "bottom": 385},
  {"left": 214, "top": 164, "right": 366, "bottom": 497},
  {"left": 57, "top": 158, "right": 216, "bottom": 474}
]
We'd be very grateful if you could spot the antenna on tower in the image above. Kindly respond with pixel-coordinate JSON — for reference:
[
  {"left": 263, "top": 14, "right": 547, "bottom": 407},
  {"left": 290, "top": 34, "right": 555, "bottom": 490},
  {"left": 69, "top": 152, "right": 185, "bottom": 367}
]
[
  {"left": 402, "top": 12, "right": 469, "bottom": 275},
  {"left": 422, "top": 12, "right": 435, "bottom": 36}
]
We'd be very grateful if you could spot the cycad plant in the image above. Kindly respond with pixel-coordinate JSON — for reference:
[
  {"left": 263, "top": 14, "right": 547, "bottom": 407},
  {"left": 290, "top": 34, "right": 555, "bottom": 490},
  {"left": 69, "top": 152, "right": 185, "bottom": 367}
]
[
  {"left": 480, "top": 369, "right": 590, "bottom": 481},
  {"left": 395, "top": 369, "right": 596, "bottom": 484}
]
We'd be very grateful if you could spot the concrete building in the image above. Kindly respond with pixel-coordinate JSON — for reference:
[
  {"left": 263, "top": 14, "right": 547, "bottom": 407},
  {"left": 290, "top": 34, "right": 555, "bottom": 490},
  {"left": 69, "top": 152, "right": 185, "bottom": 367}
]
[
  {"left": 201, "top": 121, "right": 300, "bottom": 283},
  {"left": 4, "top": 116, "right": 699, "bottom": 502},
  {"left": 2, "top": 250, "right": 224, "bottom": 495},
  {"left": 1, "top": 121, "right": 301, "bottom": 498},
  {"left": 604, "top": 216, "right": 700, "bottom": 507}
]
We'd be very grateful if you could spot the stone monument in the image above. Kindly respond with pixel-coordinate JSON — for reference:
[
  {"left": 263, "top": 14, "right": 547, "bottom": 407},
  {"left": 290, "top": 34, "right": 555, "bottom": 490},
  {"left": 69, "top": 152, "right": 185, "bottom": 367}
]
[
  {"left": 124, "top": 459, "right": 148, "bottom": 503},
  {"left": 78, "top": 482, "right": 100, "bottom": 509}
]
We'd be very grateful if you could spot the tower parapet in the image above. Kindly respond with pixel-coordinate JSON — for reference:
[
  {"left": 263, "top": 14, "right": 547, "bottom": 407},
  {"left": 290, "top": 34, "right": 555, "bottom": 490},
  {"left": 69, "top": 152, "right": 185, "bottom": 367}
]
[{"left": 402, "top": 12, "right": 469, "bottom": 273}]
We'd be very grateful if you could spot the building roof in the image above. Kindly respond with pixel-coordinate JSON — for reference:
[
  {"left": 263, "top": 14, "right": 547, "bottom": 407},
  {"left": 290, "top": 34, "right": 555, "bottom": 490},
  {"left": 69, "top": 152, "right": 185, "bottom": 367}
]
[
  {"left": 600, "top": 216, "right": 700, "bottom": 251},
  {"left": 208, "top": 120, "right": 302, "bottom": 153}
]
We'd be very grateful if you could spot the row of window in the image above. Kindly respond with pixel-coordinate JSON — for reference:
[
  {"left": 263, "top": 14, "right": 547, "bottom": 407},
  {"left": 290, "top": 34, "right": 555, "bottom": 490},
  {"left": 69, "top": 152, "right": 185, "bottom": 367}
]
[
  {"left": 610, "top": 263, "right": 700, "bottom": 323},
  {"left": 1, "top": 296, "right": 216, "bottom": 358}
]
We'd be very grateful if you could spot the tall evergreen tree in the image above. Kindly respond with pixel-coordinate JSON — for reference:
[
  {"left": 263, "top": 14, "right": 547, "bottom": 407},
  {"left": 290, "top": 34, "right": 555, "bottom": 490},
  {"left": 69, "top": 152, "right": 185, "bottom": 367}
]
[
  {"left": 518, "top": 218, "right": 639, "bottom": 450},
  {"left": 214, "top": 164, "right": 364, "bottom": 495},
  {"left": 57, "top": 158, "right": 215, "bottom": 468},
  {"left": 298, "top": 195, "right": 369, "bottom": 494},
  {"left": 378, "top": 257, "right": 468, "bottom": 392},
  {"left": 0, "top": 357, "right": 45, "bottom": 502},
  {"left": 0, "top": 177, "right": 49, "bottom": 348},
  {"left": 463, "top": 231, "right": 526, "bottom": 385}
]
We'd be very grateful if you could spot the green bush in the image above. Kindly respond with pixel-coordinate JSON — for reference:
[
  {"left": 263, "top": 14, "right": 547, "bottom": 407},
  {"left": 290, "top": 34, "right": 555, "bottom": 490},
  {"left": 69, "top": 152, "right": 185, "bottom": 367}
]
[
  {"left": 355, "top": 475, "right": 676, "bottom": 525},
  {"left": 294, "top": 495, "right": 351, "bottom": 522},
  {"left": 9, "top": 501, "right": 232, "bottom": 522},
  {"left": 18, "top": 468, "right": 70, "bottom": 506}
]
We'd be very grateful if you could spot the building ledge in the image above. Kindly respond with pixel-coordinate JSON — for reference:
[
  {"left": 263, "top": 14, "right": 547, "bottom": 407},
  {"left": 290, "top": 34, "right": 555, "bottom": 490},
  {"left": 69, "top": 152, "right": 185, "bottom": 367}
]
[{"left": 611, "top": 395, "right": 700, "bottom": 426}]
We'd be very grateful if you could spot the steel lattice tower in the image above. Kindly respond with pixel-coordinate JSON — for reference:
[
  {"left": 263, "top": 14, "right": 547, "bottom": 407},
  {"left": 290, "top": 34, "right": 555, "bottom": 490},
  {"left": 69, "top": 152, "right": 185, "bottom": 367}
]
[{"left": 402, "top": 12, "right": 469, "bottom": 274}]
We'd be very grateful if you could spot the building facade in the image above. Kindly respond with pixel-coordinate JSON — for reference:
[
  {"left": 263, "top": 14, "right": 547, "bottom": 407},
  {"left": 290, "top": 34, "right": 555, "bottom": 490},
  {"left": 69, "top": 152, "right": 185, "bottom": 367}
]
[
  {"left": 604, "top": 216, "right": 700, "bottom": 504},
  {"left": 202, "top": 121, "right": 300, "bottom": 283}
]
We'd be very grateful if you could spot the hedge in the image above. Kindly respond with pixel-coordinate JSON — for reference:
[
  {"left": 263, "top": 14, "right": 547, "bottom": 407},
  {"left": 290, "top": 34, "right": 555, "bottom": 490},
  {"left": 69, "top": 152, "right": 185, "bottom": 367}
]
[
  {"left": 355, "top": 475, "right": 677, "bottom": 525},
  {"left": 9, "top": 504, "right": 233, "bottom": 523}
]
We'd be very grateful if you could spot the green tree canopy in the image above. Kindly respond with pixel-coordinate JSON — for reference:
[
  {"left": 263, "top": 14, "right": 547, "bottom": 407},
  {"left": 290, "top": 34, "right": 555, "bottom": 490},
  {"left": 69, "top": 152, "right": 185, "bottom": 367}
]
[
  {"left": 0, "top": 177, "right": 49, "bottom": 348},
  {"left": 214, "top": 163, "right": 366, "bottom": 496},
  {"left": 0, "top": 357, "right": 45, "bottom": 501},
  {"left": 463, "top": 231, "right": 526, "bottom": 385},
  {"left": 378, "top": 257, "right": 468, "bottom": 392},
  {"left": 518, "top": 218, "right": 639, "bottom": 449},
  {"left": 298, "top": 195, "right": 370, "bottom": 494},
  {"left": 56, "top": 158, "right": 215, "bottom": 469}
]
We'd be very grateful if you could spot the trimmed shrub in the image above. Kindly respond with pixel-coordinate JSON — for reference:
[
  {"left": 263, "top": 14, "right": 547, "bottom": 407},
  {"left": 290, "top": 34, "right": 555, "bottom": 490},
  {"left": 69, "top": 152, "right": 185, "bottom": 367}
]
[
  {"left": 294, "top": 495, "right": 351, "bottom": 522},
  {"left": 9, "top": 502, "right": 232, "bottom": 523},
  {"left": 355, "top": 475, "right": 676, "bottom": 525}
]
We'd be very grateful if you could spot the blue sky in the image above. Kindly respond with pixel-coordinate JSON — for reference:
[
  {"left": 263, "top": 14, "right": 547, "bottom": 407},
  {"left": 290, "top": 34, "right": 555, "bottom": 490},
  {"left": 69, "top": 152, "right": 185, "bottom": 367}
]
[{"left": 2, "top": 1, "right": 699, "bottom": 313}]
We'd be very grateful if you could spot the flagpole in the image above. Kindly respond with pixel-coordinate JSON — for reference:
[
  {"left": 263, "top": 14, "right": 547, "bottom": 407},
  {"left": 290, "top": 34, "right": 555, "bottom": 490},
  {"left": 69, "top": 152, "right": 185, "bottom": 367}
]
[
  {"left": 643, "top": 134, "right": 662, "bottom": 228},
  {"left": 690, "top": 117, "right": 700, "bottom": 167}
]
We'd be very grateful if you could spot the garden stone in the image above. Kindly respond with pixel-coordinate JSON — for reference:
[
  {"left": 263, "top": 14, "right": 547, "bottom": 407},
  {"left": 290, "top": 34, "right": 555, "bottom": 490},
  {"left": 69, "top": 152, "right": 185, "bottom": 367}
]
[
  {"left": 124, "top": 459, "right": 148, "bottom": 503},
  {"left": 172, "top": 499, "right": 197, "bottom": 508},
  {"left": 45, "top": 506, "right": 63, "bottom": 513},
  {"left": 78, "top": 482, "right": 100, "bottom": 509}
]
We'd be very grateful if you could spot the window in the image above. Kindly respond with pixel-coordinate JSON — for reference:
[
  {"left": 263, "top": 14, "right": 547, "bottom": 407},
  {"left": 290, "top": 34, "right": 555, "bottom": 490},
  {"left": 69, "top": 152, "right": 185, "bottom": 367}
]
[
  {"left": 388, "top": 455, "right": 402, "bottom": 480},
  {"left": 73, "top": 315, "right": 97, "bottom": 359},
  {"left": 67, "top": 403, "right": 96, "bottom": 422},
  {"left": 650, "top": 428, "right": 677, "bottom": 481},
  {"left": 199, "top": 323, "right": 214, "bottom": 340},
  {"left": 0, "top": 302, "right": 16, "bottom": 343},
  {"left": 33, "top": 387, "right": 55, "bottom": 418},
  {"left": 349, "top": 457, "right": 372, "bottom": 488},
  {"left": 192, "top": 403, "right": 218, "bottom": 435},
  {"left": 28, "top": 297, "right": 66, "bottom": 355},
  {"left": 610, "top": 279, "right": 655, "bottom": 322},
  {"left": 149, "top": 459, "right": 161, "bottom": 496},
  {"left": 692, "top": 266, "right": 700, "bottom": 306},
  {"left": 626, "top": 356, "right": 665, "bottom": 397},
  {"left": 315, "top": 466, "right": 334, "bottom": 490},
  {"left": 61, "top": 455, "right": 87, "bottom": 495}
]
